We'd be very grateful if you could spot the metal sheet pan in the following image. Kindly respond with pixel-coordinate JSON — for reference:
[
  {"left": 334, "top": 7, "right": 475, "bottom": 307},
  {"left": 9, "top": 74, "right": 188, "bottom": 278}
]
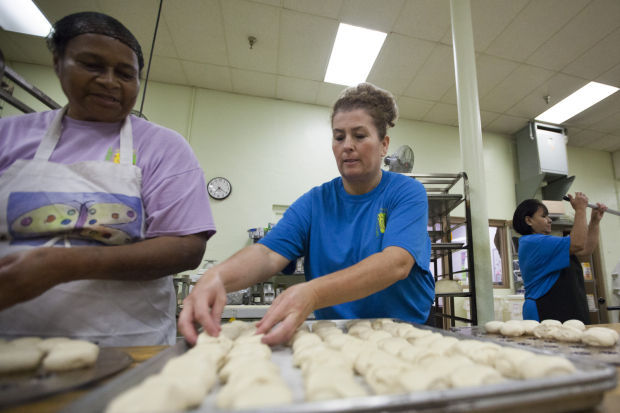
[
  {"left": 61, "top": 322, "right": 617, "bottom": 413},
  {"left": 0, "top": 348, "right": 133, "bottom": 408}
]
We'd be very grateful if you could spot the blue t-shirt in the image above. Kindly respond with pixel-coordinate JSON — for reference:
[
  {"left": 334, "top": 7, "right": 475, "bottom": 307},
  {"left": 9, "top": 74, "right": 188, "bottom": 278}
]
[
  {"left": 518, "top": 234, "right": 570, "bottom": 320},
  {"left": 259, "top": 170, "right": 434, "bottom": 323}
]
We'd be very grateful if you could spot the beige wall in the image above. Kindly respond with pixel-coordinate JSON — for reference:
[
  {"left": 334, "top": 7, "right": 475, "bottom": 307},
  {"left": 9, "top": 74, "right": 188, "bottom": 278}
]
[{"left": 3, "top": 62, "right": 620, "bottom": 321}]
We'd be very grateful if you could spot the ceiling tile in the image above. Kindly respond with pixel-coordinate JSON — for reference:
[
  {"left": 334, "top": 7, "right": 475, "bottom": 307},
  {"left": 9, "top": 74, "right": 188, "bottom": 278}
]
[
  {"left": 526, "top": 0, "right": 620, "bottom": 71},
  {"left": 596, "top": 63, "right": 620, "bottom": 88},
  {"left": 276, "top": 76, "right": 319, "bottom": 104},
  {"left": 0, "top": 31, "right": 50, "bottom": 66},
  {"left": 339, "top": 0, "right": 404, "bottom": 32},
  {"left": 587, "top": 133, "right": 620, "bottom": 151},
  {"left": 404, "top": 44, "right": 454, "bottom": 101},
  {"left": 231, "top": 68, "right": 276, "bottom": 98},
  {"left": 164, "top": 0, "right": 228, "bottom": 65},
  {"left": 36, "top": 0, "right": 100, "bottom": 23},
  {"left": 565, "top": 92, "right": 620, "bottom": 129},
  {"left": 147, "top": 55, "right": 188, "bottom": 85},
  {"left": 250, "top": 0, "right": 282, "bottom": 6},
  {"left": 367, "top": 34, "right": 435, "bottom": 95},
  {"left": 316, "top": 82, "right": 346, "bottom": 107},
  {"left": 282, "top": 0, "right": 342, "bottom": 18},
  {"left": 277, "top": 10, "right": 338, "bottom": 80},
  {"left": 485, "top": 114, "right": 529, "bottom": 135},
  {"left": 221, "top": 0, "right": 280, "bottom": 73},
  {"left": 480, "top": 64, "right": 554, "bottom": 113},
  {"left": 506, "top": 73, "right": 586, "bottom": 119},
  {"left": 392, "top": 0, "right": 451, "bottom": 42},
  {"left": 422, "top": 102, "right": 458, "bottom": 126},
  {"left": 396, "top": 96, "right": 434, "bottom": 121},
  {"left": 182, "top": 61, "right": 232, "bottom": 91},
  {"left": 475, "top": 54, "right": 520, "bottom": 98},
  {"left": 485, "top": 0, "right": 588, "bottom": 62},
  {"left": 480, "top": 111, "right": 501, "bottom": 128},
  {"left": 562, "top": 27, "right": 620, "bottom": 80},
  {"left": 588, "top": 111, "right": 620, "bottom": 135},
  {"left": 469, "top": 0, "right": 529, "bottom": 52},
  {"left": 566, "top": 128, "right": 594, "bottom": 147},
  {"left": 151, "top": 20, "right": 178, "bottom": 59}
]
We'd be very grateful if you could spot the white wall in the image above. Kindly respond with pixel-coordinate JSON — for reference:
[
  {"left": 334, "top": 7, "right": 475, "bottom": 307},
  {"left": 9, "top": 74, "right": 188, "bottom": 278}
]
[{"left": 3, "top": 62, "right": 619, "bottom": 321}]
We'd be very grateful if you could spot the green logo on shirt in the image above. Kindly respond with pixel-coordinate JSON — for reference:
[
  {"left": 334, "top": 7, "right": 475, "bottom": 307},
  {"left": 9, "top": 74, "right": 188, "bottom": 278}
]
[{"left": 377, "top": 209, "right": 387, "bottom": 236}]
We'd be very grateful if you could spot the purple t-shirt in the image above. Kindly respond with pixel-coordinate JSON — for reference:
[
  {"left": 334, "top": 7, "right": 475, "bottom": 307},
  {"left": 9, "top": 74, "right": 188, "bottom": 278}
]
[{"left": 0, "top": 110, "right": 216, "bottom": 239}]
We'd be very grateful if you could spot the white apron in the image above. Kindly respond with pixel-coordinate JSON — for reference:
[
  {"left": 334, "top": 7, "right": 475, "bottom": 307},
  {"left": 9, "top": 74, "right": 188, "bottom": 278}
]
[{"left": 0, "top": 108, "right": 176, "bottom": 346}]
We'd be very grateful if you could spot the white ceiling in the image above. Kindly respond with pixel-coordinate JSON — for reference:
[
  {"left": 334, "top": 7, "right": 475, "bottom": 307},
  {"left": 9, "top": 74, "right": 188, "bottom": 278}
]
[{"left": 1, "top": 0, "right": 620, "bottom": 151}]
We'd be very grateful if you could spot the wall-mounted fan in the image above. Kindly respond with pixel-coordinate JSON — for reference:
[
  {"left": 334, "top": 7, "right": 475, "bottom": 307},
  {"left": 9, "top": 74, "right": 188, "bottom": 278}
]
[{"left": 384, "top": 145, "right": 414, "bottom": 173}]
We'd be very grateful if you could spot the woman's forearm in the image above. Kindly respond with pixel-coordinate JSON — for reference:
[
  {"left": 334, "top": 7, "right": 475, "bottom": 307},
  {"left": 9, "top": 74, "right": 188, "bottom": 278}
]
[
  {"left": 60, "top": 234, "right": 208, "bottom": 283},
  {"left": 306, "top": 246, "right": 414, "bottom": 310},
  {"left": 569, "top": 208, "right": 588, "bottom": 254}
]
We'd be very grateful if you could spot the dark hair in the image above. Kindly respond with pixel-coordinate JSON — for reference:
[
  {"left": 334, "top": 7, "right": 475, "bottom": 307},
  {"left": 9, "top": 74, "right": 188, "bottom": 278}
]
[
  {"left": 331, "top": 83, "right": 398, "bottom": 139},
  {"left": 512, "top": 199, "right": 549, "bottom": 235},
  {"left": 46, "top": 12, "right": 144, "bottom": 70}
]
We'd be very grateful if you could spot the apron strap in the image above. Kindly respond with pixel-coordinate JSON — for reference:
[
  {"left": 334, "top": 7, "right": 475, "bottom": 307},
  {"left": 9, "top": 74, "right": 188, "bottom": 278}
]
[
  {"left": 118, "top": 115, "right": 134, "bottom": 165},
  {"left": 34, "top": 107, "right": 68, "bottom": 161}
]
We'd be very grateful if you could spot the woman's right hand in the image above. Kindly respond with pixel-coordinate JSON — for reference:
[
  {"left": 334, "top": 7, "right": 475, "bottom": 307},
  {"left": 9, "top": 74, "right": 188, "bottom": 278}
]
[
  {"left": 567, "top": 192, "right": 589, "bottom": 212},
  {"left": 177, "top": 271, "right": 227, "bottom": 345}
]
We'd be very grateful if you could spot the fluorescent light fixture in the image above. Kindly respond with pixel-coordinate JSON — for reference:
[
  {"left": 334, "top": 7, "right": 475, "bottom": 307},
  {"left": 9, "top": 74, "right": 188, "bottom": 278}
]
[
  {"left": 324, "top": 23, "right": 387, "bottom": 86},
  {"left": 535, "top": 81, "right": 619, "bottom": 124},
  {"left": 0, "top": 0, "right": 51, "bottom": 37}
]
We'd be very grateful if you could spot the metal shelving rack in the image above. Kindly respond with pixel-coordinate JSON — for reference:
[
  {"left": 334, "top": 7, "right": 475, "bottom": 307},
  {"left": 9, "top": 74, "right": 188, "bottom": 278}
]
[{"left": 406, "top": 172, "right": 477, "bottom": 327}]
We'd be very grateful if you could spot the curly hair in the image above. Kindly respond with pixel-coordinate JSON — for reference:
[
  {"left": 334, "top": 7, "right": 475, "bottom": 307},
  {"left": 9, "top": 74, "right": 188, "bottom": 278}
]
[
  {"left": 512, "top": 199, "right": 549, "bottom": 235},
  {"left": 331, "top": 83, "right": 398, "bottom": 139},
  {"left": 46, "top": 11, "right": 144, "bottom": 71}
]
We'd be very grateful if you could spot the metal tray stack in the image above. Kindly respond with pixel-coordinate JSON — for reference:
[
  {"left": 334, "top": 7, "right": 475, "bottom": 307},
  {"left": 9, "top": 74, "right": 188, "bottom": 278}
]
[{"left": 61, "top": 321, "right": 617, "bottom": 413}]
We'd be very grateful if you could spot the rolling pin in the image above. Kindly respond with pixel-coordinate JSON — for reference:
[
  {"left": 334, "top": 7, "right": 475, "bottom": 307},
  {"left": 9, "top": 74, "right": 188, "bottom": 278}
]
[{"left": 562, "top": 195, "right": 620, "bottom": 217}]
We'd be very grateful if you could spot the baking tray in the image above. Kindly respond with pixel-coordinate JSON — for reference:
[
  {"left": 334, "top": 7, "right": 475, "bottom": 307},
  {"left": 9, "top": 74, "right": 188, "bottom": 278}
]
[
  {"left": 452, "top": 326, "right": 620, "bottom": 366},
  {"left": 0, "top": 347, "right": 133, "bottom": 408},
  {"left": 61, "top": 322, "right": 617, "bottom": 413}
]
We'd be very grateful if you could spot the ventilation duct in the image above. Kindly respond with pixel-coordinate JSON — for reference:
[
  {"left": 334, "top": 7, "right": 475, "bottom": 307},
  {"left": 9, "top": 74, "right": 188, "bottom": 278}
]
[{"left": 515, "top": 121, "right": 574, "bottom": 203}]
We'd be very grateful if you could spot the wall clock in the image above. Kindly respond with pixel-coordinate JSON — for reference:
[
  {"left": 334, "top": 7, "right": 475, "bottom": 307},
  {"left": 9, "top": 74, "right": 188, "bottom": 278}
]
[{"left": 207, "top": 177, "right": 232, "bottom": 200}]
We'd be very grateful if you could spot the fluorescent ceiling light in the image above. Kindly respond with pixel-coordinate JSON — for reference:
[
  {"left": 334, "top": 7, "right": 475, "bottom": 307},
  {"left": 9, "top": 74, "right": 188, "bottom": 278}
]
[
  {"left": 324, "top": 23, "right": 387, "bottom": 86},
  {"left": 535, "top": 81, "right": 619, "bottom": 124},
  {"left": 0, "top": 0, "right": 51, "bottom": 37}
]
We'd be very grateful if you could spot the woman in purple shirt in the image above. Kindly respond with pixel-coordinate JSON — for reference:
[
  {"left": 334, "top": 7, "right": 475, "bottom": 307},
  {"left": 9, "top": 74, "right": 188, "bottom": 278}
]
[{"left": 0, "top": 12, "right": 215, "bottom": 345}]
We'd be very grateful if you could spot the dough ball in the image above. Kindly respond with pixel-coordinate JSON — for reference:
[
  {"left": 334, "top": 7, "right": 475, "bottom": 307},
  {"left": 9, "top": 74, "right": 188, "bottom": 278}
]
[
  {"left": 563, "top": 319, "right": 586, "bottom": 331},
  {"left": 371, "top": 318, "right": 395, "bottom": 330},
  {"left": 161, "top": 354, "right": 217, "bottom": 399},
  {"left": 42, "top": 340, "right": 99, "bottom": 372},
  {"left": 519, "top": 355, "right": 576, "bottom": 379},
  {"left": 234, "top": 333, "right": 264, "bottom": 345},
  {"left": 287, "top": 328, "right": 310, "bottom": 346},
  {"left": 196, "top": 331, "right": 233, "bottom": 352},
  {"left": 408, "top": 332, "right": 444, "bottom": 347},
  {"left": 345, "top": 319, "right": 372, "bottom": 329},
  {"left": 226, "top": 343, "right": 271, "bottom": 361},
  {"left": 314, "top": 327, "right": 343, "bottom": 340},
  {"left": 499, "top": 322, "right": 525, "bottom": 337},
  {"left": 311, "top": 320, "right": 338, "bottom": 332},
  {"left": 220, "top": 357, "right": 279, "bottom": 383},
  {"left": 366, "top": 330, "right": 393, "bottom": 343},
  {"left": 323, "top": 332, "right": 357, "bottom": 350},
  {"left": 10, "top": 337, "right": 43, "bottom": 347},
  {"left": 187, "top": 343, "right": 227, "bottom": 369},
  {"left": 399, "top": 365, "right": 452, "bottom": 391},
  {"left": 400, "top": 327, "right": 434, "bottom": 340},
  {"left": 305, "top": 368, "right": 367, "bottom": 401},
  {"left": 105, "top": 375, "right": 189, "bottom": 413},
  {"left": 452, "top": 340, "right": 502, "bottom": 365},
  {"left": 217, "top": 370, "right": 286, "bottom": 408},
  {"left": 300, "top": 348, "right": 352, "bottom": 376},
  {"left": 533, "top": 324, "right": 560, "bottom": 339},
  {"left": 37, "top": 337, "right": 72, "bottom": 353},
  {"left": 520, "top": 320, "right": 540, "bottom": 335},
  {"left": 229, "top": 382, "right": 293, "bottom": 409},
  {"left": 292, "top": 333, "right": 322, "bottom": 353},
  {"left": 377, "top": 337, "right": 411, "bottom": 356},
  {"left": 340, "top": 338, "right": 370, "bottom": 364},
  {"left": 347, "top": 324, "right": 373, "bottom": 338},
  {"left": 581, "top": 327, "right": 619, "bottom": 347},
  {"left": 540, "top": 319, "right": 562, "bottom": 327},
  {"left": 494, "top": 347, "right": 536, "bottom": 379},
  {"left": 364, "top": 363, "right": 407, "bottom": 394},
  {"left": 354, "top": 348, "right": 400, "bottom": 375},
  {"left": 484, "top": 321, "right": 504, "bottom": 334},
  {"left": 293, "top": 344, "right": 328, "bottom": 367},
  {"left": 450, "top": 364, "right": 504, "bottom": 388},
  {"left": 0, "top": 345, "right": 44, "bottom": 373},
  {"left": 550, "top": 326, "right": 583, "bottom": 343}
]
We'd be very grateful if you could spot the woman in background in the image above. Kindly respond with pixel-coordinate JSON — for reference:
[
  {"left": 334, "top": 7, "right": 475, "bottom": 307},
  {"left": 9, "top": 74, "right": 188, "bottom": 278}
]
[
  {"left": 512, "top": 193, "right": 606, "bottom": 323},
  {"left": 179, "top": 83, "right": 434, "bottom": 346},
  {"left": 0, "top": 12, "right": 216, "bottom": 345}
]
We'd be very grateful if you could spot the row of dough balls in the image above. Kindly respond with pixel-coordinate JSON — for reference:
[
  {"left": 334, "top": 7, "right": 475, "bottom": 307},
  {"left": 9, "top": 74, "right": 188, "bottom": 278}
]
[
  {"left": 287, "top": 319, "right": 575, "bottom": 399},
  {"left": 0, "top": 336, "right": 99, "bottom": 374},
  {"left": 485, "top": 319, "right": 620, "bottom": 347},
  {"left": 106, "top": 320, "right": 292, "bottom": 413}
]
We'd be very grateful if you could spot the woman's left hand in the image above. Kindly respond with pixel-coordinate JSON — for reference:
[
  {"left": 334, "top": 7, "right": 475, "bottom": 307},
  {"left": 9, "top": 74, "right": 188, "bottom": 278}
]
[
  {"left": 591, "top": 202, "right": 607, "bottom": 223},
  {"left": 255, "top": 282, "right": 318, "bottom": 346}
]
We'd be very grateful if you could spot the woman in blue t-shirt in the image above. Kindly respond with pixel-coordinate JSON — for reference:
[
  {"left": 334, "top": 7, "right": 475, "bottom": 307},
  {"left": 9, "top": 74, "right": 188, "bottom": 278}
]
[
  {"left": 180, "top": 83, "right": 434, "bottom": 346},
  {"left": 513, "top": 193, "right": 606, "bottom": 323}
]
